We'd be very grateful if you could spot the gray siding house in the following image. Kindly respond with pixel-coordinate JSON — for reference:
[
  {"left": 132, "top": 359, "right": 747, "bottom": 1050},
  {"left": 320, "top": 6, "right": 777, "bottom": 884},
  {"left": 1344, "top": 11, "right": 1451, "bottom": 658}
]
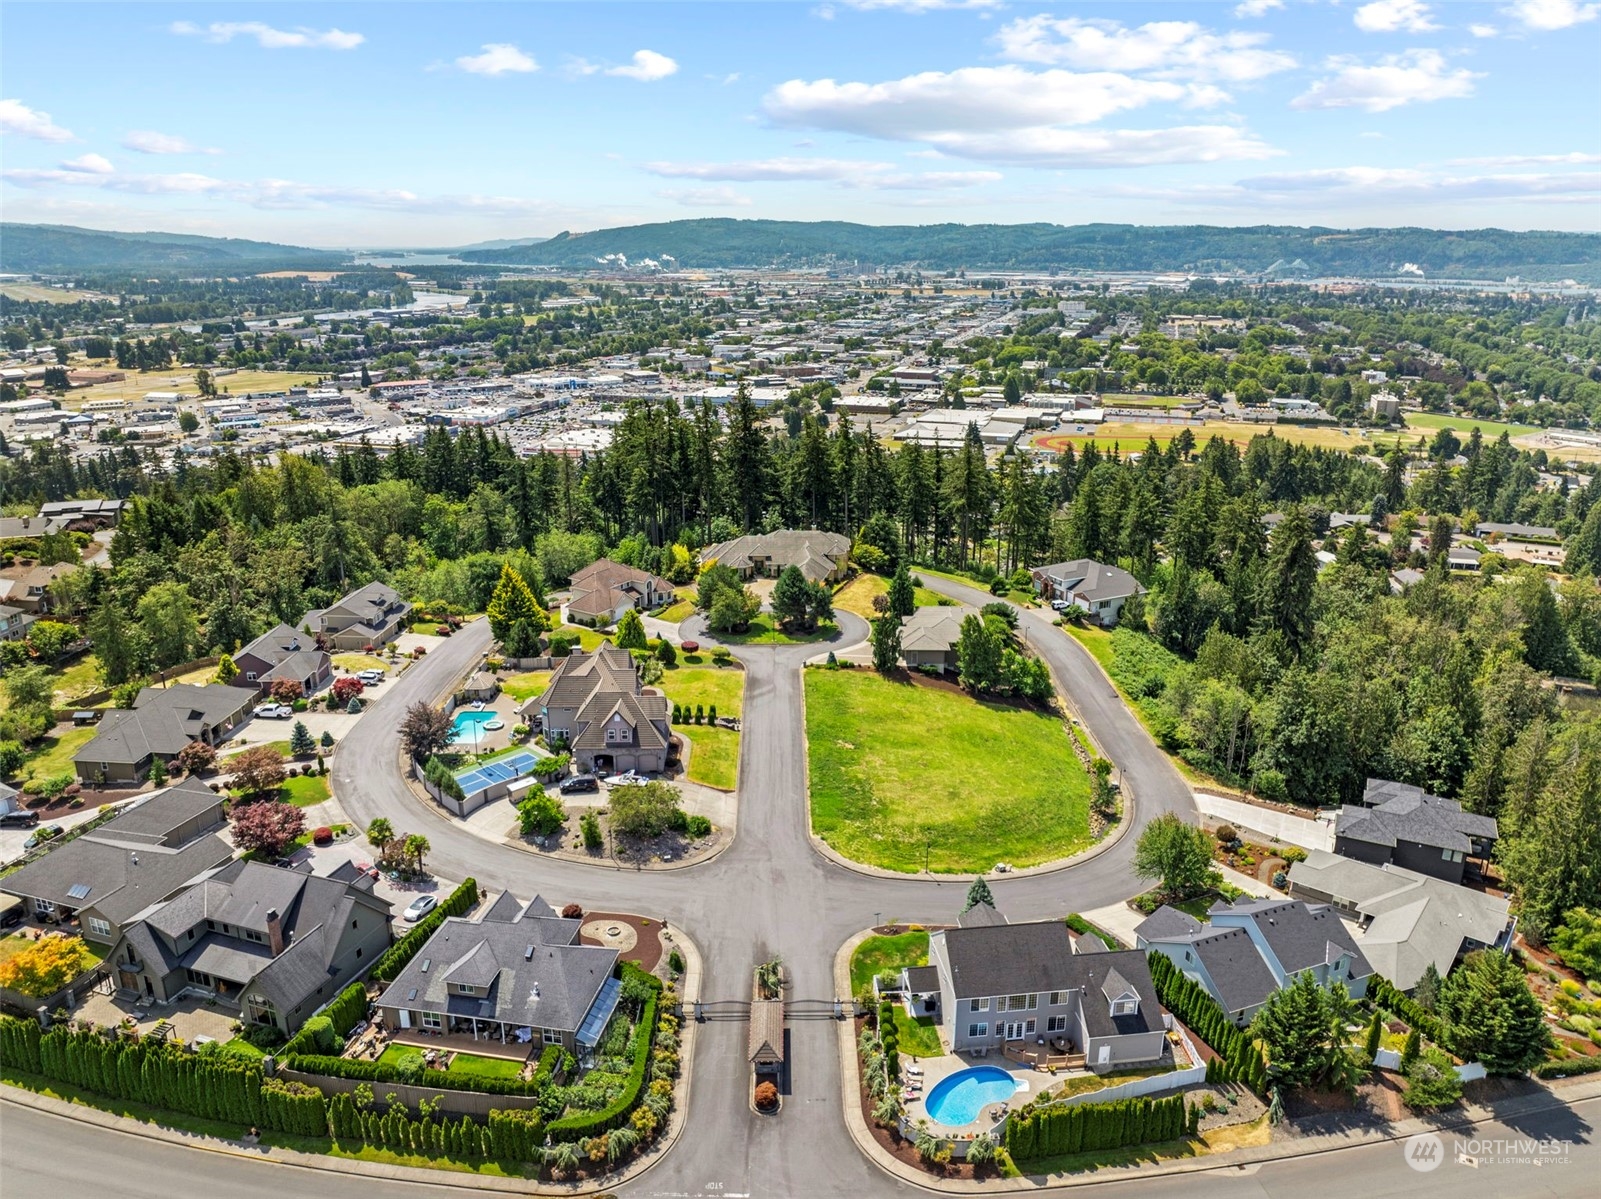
[
  {"left": 521, "top": 646, "right": 671, "bottom": 776},
  {"left": 1333, "top": 778, "right": 1498, "bottom": 885},
  {"left": 302, "top": 582, "right": 411, "bottom": 652},
  {"left": 1030, "top": 559, "right": 1144, "bottom": 626},
  {"left": 231, "top": 623, "right": 332, "bottom": 696},
  {"left": 72, "top": 684, "right": 255, "bottom": 784},
  {"left": 926, "top": 907, "right": 1166, "bottom": 1071}
]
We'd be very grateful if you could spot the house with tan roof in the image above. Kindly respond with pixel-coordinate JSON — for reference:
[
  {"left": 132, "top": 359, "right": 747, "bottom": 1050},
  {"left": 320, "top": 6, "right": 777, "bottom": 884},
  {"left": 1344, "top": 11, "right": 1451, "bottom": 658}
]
[
  {"left": 302, "top": 581, "right": 411, "bottom": 651},
  {"left": 700, "top": 529, "right": 851, "bottom": 584},
  {"left": 566, "top": 558, "right": 676, "bottom": 628},
  {"left": 897, "top": 603, "right": 978, "bottom": 672},
  {"left": 518, "top": 646, "right": 672, "bottom": 775}
]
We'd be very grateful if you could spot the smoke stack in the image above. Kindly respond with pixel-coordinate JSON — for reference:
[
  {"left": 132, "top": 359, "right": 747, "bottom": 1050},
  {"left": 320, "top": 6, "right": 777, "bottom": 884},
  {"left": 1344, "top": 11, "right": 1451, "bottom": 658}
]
[{"left": 266, "top": 908, "right": 285, "bottom": 956}]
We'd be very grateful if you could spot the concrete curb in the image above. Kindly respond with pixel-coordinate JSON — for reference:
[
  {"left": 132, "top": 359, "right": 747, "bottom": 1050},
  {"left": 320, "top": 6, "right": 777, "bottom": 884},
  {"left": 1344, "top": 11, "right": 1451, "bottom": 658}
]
[{"left": 0, "top": 922, "right": 706, "bottom": 1195}]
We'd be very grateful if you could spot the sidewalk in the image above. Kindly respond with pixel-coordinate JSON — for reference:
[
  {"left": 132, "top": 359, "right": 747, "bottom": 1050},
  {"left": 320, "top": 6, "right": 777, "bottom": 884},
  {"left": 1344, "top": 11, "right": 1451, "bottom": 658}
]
[{"left": 831, "top": 927, "right": 1601, "bottom": 1192}]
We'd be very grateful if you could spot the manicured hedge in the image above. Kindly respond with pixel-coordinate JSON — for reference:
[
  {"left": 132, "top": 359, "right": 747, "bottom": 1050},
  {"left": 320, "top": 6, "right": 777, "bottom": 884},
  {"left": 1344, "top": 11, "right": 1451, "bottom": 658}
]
[
  {"left": 325, "top": 1090, "right": 497, "bottom": 1158},
  {"left": 546, "top": 965, "right": 663, "bottom": 1142},
  {"left": 1368, "top": 974, "right": 1446, "bottom": 1044},
  {"left": 1005, "top": 1094, "right": 1194, "bottom": 1161},
  {"left": 1535, "top": 1054, "right": 1601, "bottom": 1078},
  {"left": 283, "top": 1052, "right": 545, "bottom": 1096},
  {"left": 1146, "top": 950, "right": 1266, "bottom": 1093},
  {"left": 371, "top": 877, "right": 479, "bottom": 983},
  {"left": 281, "top": 982, "right": 370, "bottom": 1057},
  {"left": 531, "top": 1043, "right": 562, "bottom": 1088}
]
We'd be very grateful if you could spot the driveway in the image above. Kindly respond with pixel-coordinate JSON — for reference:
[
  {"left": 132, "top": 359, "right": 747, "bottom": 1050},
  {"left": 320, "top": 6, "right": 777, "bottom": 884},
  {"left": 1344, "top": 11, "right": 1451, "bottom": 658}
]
[{"left": 0, "top": 800, "right": 116, "bottom": 865}]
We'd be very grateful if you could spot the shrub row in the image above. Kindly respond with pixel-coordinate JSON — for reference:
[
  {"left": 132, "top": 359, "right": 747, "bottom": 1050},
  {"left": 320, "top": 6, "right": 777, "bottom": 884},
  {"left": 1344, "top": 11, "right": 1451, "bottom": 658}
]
[
  {"left": 370, "top": 877, "right": 479, "bottom": 983},
  {"left": 546, "top": 965, "right": 663, "bottom": 1142},
  {"left": 531, "top": 1043, "right": 562, "bottom": 1088},
  {"left": 1368, "top": 974, "right": 1446, "bottom": 1044},
  {"left": 1006, "top": 1094, "right": 1194, "bottom": 1161},
  {"left": 283, "top": 1052, "right": 545, "bottom": 1096},
  {"left": 281, "top": 982, "right": 369, "bottom": 1057},
  {"left": 326, "top": 1091, "right": 501, "bottom": 1159},
  {"left": 1146, "top": 951, "right": 1267, "bottom": 1093},
  {"left": 1065, "top": 913, "right": 1121, "bottom": 951},
  {"left": 1534, "top": 1054, "right": 1601, "bottom": 1079}
]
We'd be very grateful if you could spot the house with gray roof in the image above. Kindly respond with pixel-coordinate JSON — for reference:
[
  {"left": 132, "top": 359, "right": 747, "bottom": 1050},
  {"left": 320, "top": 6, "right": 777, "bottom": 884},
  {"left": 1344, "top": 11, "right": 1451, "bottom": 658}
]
[
  {"left": 72, "top": 684, "right": 255, "bottom": 784},
  {"left": 104, "top": 858, "right": 393, "bottom": 1033},
  {"left": 377, "top": 892, "right": 621, "bottom": 1057},
  {"left": 897, "top": 603, "right": 977, "bottom": 672},
  {"left": 1137, "top": 897, "right": 1371, "bottom": 1027},
  {"left": 1030, "top": 559, "right": 1144, "bottom": 626},
  {"left": 701, "top": 529, "right": 851, "bottom": 583},
  {"left": 1476, "top": 522, "right": 1558, "bottom": 543},
  {"left": 1, "top": 778, "right": 233, "bottom": 945},
  {"left": 231, "top": 623, "right": 332, "bottom": 696},
  {"left": 302, "top": 581, "right": 411, "bottom": 651},
  {"left": 520, "top": 646, "right": 671, "bottom": 776},
  {"left": 924, "top": 903, "right": 1166, "bottom": 1070},
  {"left": 1288, "top": 848, "right": 1513, "bottom": 990},
  {"left": 1334, "top": 777, "right": 1498, "bottom": 884}
]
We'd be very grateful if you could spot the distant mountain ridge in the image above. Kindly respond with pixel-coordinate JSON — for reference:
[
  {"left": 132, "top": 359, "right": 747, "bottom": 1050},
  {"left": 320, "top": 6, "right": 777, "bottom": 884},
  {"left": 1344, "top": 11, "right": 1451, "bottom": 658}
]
[
  {"left": 458, "top": 218, "right": 1601, "bottom": 282},
  {"left": 1, "top": 224, "right": 345, "bottom": 273}
]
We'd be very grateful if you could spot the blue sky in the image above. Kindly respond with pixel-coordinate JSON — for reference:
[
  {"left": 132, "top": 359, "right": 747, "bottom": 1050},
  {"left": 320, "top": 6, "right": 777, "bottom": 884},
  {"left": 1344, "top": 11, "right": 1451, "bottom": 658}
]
[{"left": 2, "top": 1, "right": 1598, "bottom": 247}]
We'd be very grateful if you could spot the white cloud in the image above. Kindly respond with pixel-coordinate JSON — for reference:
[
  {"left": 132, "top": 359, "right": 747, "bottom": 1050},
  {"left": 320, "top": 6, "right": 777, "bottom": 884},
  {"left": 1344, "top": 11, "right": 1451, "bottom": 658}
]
[
  {"left": 0, "top": 99, "right": 74, "bottom": 142},
  {"left": 1233, "top": 164, "right": 1601, "bottom": 203},
  {"left": 455, "top": 44, "right": 539, "bottom": 76},
  {"left": 1503, "top": 0, "right": 1599, "bottom": 30},
  {"left": 60, "top": 153, "right": 115, "bottom": 175},
  {"left": 1233, "top": 0, "right": 1284, "bottom": 16},
  {"left": 1353, "top": 1, "right": 1439, "bottom": 33},
  {"left": 1448, "top": 151, "right": 1601, "bottom": 165},
  {"left": 645, "top": 156, "right": 1001, "bottom": 189},
  {"left": 994, "top": 16, "right": 1296, "bottom": 82},
  {"left": 853, "top": 169, "right": 1001, "bottom": 189},
  {"left": 606, "top": 50, "right": 678, "bottom": 81},
  {"left": 122, "top": 130, "right": 220, "bottom": 155},
  {"left": 1292, "top": 50, "right": 1480, "bottom": 112},
  {"left": 169, "top": 21, "right": 363, "bottom": 50},
  {"left": 1469, "top": 23, "right": 1501, "bottom": 35},
  {"left": 915, "top": 125, "right": 1279, "bottom": 167},
  {"left": 658, "top": 186, "right": 754, "bottom": 207}
]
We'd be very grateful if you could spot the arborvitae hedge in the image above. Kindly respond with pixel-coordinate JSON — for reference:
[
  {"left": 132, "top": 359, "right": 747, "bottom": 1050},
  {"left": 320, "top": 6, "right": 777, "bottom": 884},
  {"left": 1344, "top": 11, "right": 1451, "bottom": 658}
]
[
  {"left": 281, "top": 982, "right": 370, "bottom": 1056},
  {"left": 1005, "top": 1094, "right": 1191, "bottom": 1162},
  {"left": 371, "top": 877, "right": 479, "bottom": 983},
  {"left": 1368, "top": 974, "right": 1445, "bottom": 1044},
  {"left": 1145, "top": 951, "right": 1268, "bottom": 1094},
  {"left": 547, "top": 965, "right": 664, "bottom": 1142},
  {"left": 284, "top": 1052, "right": 545, "bottom": 1096}
]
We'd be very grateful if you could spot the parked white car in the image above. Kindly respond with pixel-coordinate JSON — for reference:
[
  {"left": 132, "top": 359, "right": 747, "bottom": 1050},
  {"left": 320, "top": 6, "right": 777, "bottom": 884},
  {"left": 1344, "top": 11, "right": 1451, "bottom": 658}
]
[
  {"left": 254, "top": 703, "right": 294, "bottom": 719},
  {"left": 1050, "top": 599, "right": 1070, "bottom": 612},
  {"left": 357, "top": 669, "right": 385, "bottom": 685}
]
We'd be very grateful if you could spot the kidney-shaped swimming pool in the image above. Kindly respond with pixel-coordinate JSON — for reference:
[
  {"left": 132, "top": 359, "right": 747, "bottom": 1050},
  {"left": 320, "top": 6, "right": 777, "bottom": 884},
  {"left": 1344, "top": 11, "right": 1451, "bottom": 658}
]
[{"left": 922, "top": 1065, "right": 1027, "bottom": 1127}]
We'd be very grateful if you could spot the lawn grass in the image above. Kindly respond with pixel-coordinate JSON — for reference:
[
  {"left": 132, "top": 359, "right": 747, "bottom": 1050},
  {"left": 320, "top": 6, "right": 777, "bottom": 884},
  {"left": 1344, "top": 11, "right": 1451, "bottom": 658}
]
[
  {"left": 221, "top": 1036, "right": 266, "bottom": 1060},
  {"left": 222, "top": 737, "right": 293, "bottom": 758},
  {"left": 332, "top": 653, "right": 387, "bottom": 673},
  {"left": 831, "top": 573, "right": 948, "bottom": 619},
  {"left": 850, "top": 931, "right": 930, "bottom": 995},
  {"left": 556, "top": 623, "right": 609, "bottom": 653},
  {"left": 409, "top": 622, "right": 445, "bottom": 636},
  {"left": 20, "top": 726, "right": 96, "bottom": 782},
  {"left": 1046, "top": 1062, "right": 1173, "bottom": 1100},
  {"left": 1030, "top": 420, "right": 1374, "bottom": 457},
  {"left": 500, "top": 671, "right": 552, "bottom": 702},
  {"left": 656, "top": 596, "right": 696, "bottom": 623},
  {"left": 48, "top": 655, "right": 103, "bottom": 705},
  {"left": 375, "top": 1045, "right": 526, "bottom": 1080},
  {"left": 1400, "top": 411, "right": 1539, "bottom": 438},
  {"left": 807, "top": 670, "right": 1093, "bottom": 873},
  {"left": 0, "top": 931, "right": 37, "bottom": 968},
  {"left": 280, "top": 774, "right": 330, "bottom": 807},
  {"left": 665, "top": 666, "right": 745, "bottom": 789},
  {"left": 716, "top": 613, "right": 839, "bottom": 645},
  {"left": 57, "top": 369, "right": 326, "bottom": 411},
  {"left": 1062, "top": 623, "right": 1116, "bottom": 674}
]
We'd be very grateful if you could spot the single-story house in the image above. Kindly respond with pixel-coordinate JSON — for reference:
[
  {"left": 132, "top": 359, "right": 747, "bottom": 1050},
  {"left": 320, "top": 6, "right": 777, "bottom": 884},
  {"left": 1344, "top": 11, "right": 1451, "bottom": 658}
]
[
  {"left": 1288, "top": 848, "right": 1513, "bottom": 990},
  {"left": 39, "top": 498, "right": 126, "bottom": 527},
  {"left": 521, "top": 646, "right": 671, "bottom": 776},
  {"left": 231, "top": 623, "right": 332, "bottom": 695},
  {"left": 302, "top": 581, "right": 411, "bottom": 651},
  {"left": 1137, "top": 897, "right": 1372, "bottom": 1027},
  {"left": 700, "top": 529, "right": 851, "bottom": 583},
  {"left": 105, "top": 858, "right": 392, "bottom": 1032},
  {"left": 927, "top": 902, "right": 1167, "bottom": 1070},
  {"left": 566, "top": 559, "right": 676, "bottom": 628},
  {"left": 1030, "top": 559, "right": 1144, "bottom": 626},
  {"left": 898, "top": 603, "right": 978, "bottom": 672},
  {"left": 1333, "top": 777, "right": 1498, "bottom": 885},
  {"left": 1, "top": 779, "right": 233, "bottom": 944},
  {"left": 1476, "top": 522, "right": 1557, "bottom": 543},
  {"left": 462, "top": 672, "right": 500, "bottom": 702},
  {"left": 0, "top": 515, "right": 70, "bottom": 540},
  {"left": 72, "top": 684, "right": 255, "bottom": 784},
  {"left": 377, "top": 891, "right": 621, "bottom": 1057}
]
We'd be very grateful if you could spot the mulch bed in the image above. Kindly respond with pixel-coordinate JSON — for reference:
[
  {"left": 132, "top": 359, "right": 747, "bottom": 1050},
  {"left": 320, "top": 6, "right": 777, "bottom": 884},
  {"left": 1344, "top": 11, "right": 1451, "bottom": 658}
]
[
  {"left": 24, "top": 785, "right": 145, "bottom": 811},
  {"left": 580, "top": 911, "right": 665, "bottom": 975},
  {"left": 851, "top": 1017, "right": 1007, "bottom": 1181}
]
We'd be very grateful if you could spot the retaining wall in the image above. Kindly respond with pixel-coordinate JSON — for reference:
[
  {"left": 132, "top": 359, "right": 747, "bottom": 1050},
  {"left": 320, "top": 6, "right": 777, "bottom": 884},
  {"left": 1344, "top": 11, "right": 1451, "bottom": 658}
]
[{"left": 1195, "top": 793, "right": 1335, "bottom": 852}]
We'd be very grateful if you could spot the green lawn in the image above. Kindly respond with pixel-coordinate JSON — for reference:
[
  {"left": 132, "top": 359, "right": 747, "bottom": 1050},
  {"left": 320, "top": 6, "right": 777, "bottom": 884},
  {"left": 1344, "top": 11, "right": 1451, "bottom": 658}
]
[
  {"left": 849, "top": 932, "right": 944, "bottom": 1055},
  {"left": 656, "top": 596, "right": 696, "bottom": 623},
  {"left": 1400, "top": 411, "right": 1540, "bottom": 438},
  {"left": 48, "top": 656, "right": 103, "bottom": 705},
  {"left": 806, "top": 670, "right": 1093, "bottom": 873},
  {"left": 1063, "top": 623, "right": 1116, "bottom": 674},
  {"left": 377, "top": 1044, "right": 526, "bottom": 1081},
  {"left": 500, "top": 671, "right": 552, "bottom": 702},
  {"left": 715, "top": 613, "right": 839, "bottom": 645},
  {"left": 665, "top": 666, "right": 745, "bottom": 789},
  {"left": 280, "top": 775, "right": 330, "bottom": 807},
  {"left": 220, "top": 1037, "right": 266, "bottom": 1060},
  {"left": 831, "top": 573, "right": 948, "bottom": 619},
  {"left": 19, "top": 726, "right": 96, "bottom": 783},
  {"left": 0, "top": 931, "right": 37, "bottom": 969},
  {"left": 332, "top": 653, "right": 387, "bottom": 673},
  {"left": 556, "top": 623, "right": 609, "bottom": 653}
]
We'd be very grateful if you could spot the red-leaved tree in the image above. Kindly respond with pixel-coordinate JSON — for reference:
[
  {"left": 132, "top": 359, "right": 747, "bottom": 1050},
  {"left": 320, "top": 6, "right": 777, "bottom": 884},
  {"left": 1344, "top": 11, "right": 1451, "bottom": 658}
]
[
  {"left": 331, "top": 676, "right": 365, "bottom": 704},
  {"left": 269, "top": 679, "right": 305, "bottom": 704},
  {"left": 229, "top": 745, "right": 286, "bottom": 798},
  {"left": 230, "top": 801, "right": 305, "bottom": 857}
]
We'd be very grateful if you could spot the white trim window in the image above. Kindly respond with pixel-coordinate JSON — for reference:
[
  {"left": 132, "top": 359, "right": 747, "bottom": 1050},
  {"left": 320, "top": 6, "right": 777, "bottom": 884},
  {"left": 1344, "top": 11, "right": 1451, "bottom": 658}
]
[
  {"left": 968, "top": 1022, "right": 988, "bottom": 1039},
  {"left": 971, "top": 997, "right": 989, "bottom": 1012},
  {"left": 420, "top": 1011, "right": 442, "bottom": 1030},
  {"left": 1048, "top": 990, "right": 1066, "bottom": 1006},
  {"left": 86, "top": 917, "right": 111, "bottom": 939},
  {"left": 1046, "top": 1015, "right": 1068, "bottom": 1033},
  {"left": 1111, "top": 998, "right": 1138, "bottom": 1016},
  {"left": 542, "top": 1028, "right": 562, "bottom": 1044}
]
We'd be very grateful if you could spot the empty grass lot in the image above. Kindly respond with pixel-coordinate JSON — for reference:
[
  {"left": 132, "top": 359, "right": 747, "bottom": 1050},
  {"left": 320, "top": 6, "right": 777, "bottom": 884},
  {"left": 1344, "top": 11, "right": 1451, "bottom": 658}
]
[
  {"left": 849, "top": 931, "right": 943, "bottom": 1055},
  {"left": 20, "top": 726, "right": 96, "bottom": 781},
  {"left": 500, "top": 671, "right": 552, "bottom": 702},
  {"left": 806, "top": 670, "right": 1093, "bottom": 873},
  {"left": 666, "top": 665, "right": 745, "bottom": 790},
  {"left": 831, "top": 573, "right": 948, "bottom": 619}
]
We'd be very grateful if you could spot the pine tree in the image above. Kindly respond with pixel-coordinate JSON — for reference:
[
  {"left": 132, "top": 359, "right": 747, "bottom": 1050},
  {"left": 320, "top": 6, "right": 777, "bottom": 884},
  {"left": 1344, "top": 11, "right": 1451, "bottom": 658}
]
[
  {"left": 870, "top": 615, "right": 902, "bottom": 674},
  {"left": 886, "top": 560, "right": 916, "bottom": 619},
  {"left": 485, "top": 563, "right": 549, "bottom": 646},
  {"left": 289, "top": 720, "right": 315, "bottom": 756}
]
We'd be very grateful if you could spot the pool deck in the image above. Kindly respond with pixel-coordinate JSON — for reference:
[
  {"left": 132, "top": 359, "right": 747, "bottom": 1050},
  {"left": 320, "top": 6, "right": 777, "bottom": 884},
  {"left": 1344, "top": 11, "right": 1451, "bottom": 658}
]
[
  {"left": 901, "top": 1053, "right": 1039, "bottom": 1140},
  {"left": 447, "top": 693, "right": 521, "bottom": 752}
]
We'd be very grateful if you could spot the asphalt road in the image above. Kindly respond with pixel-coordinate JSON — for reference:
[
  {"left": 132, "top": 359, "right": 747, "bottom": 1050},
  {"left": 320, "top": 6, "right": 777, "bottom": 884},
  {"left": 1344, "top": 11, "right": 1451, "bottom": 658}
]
[{"left": 4, "top": 1090, "right": 1593, "bottom": 1198}]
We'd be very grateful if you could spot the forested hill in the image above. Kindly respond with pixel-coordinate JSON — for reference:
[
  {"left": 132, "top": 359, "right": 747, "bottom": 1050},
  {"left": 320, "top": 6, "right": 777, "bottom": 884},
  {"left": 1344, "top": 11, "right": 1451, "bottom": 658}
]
[
  {"left": 459, "top": 219, "right": 1601, "bottom": 281},
  {"left": 0, "top": 224, "right": 345, "bottom": 274}
]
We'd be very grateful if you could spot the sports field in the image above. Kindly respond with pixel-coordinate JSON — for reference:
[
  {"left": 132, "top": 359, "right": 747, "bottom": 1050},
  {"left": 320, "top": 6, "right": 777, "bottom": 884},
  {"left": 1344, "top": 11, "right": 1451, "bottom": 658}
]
[{"left": 1032, "top": 420, "right": 1376, "bottom": 456}]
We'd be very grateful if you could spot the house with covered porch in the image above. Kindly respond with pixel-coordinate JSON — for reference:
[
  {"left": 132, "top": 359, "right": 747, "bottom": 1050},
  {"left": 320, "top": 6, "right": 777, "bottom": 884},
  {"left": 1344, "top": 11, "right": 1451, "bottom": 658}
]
[{"left": 376, "top": 891, "right": 622, "bottom": 1060}]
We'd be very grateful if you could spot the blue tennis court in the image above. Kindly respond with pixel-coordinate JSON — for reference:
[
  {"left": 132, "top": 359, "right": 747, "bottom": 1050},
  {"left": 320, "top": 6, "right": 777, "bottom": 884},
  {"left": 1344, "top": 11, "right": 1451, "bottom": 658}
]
[{"left": 453, "top": 751, "right": 539, "bottom": 796}]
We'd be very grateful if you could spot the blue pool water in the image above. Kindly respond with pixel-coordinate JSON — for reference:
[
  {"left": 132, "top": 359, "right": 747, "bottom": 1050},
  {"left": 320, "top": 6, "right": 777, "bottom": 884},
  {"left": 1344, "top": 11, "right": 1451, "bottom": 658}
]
[
  {"left": 449, "top": 710, "right": 498, "bottom": 745},
  {"left": 923, "top": 1066, "right": 1024, "bottom": 1127}
]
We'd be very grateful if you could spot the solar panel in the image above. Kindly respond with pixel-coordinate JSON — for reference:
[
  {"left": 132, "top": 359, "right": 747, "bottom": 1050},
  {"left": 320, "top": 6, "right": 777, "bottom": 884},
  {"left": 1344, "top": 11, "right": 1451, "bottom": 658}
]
[{"left": 66, "top": 883, "right": 91, "bottom": 900}]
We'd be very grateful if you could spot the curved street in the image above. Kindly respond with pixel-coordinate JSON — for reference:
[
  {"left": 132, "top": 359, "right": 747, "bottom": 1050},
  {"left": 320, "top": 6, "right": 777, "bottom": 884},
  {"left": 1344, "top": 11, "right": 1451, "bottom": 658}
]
[{"left": 319, "top": 576, "right": 1197, "bottom": 1196}]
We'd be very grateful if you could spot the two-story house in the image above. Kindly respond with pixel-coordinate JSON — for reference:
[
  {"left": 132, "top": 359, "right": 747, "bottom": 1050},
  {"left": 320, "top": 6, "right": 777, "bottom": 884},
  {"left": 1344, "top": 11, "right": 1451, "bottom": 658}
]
[
  {"left": 105, "top": 858, "right": 393, "bottom": 1033},
  {"left": 230, "top": 623, "right": 333, "bottom": 696},
  {"left": 1029, "top": 559, "right": 1144, "bottom": 626},
  {"left": 520, "top": 646, "right": 671, "bottom": 775},
  {"left": 301, "top": 582, "right": 411, "bottom": 652},
  {"left": 1136, "top": 897, "right": 1372, "bottom": 1027},
  {"left": 377, "top": 891, "right": 622, "bottom": 1058},
  {"left": 1333, "top": 778, "right": 1498, "bottom": 885},
  {"left": 922, "top": 903, "right": 1167, "bottom": 1071},
  {"left": 565, "top": 559, "right": 677, "bottom": 628}
]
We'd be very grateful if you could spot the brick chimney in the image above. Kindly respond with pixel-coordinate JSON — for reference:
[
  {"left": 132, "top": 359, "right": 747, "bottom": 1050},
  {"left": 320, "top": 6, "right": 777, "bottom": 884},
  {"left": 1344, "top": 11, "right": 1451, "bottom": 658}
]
[{"left": 265, "top": 908, "right": 285, "bottom": 956}]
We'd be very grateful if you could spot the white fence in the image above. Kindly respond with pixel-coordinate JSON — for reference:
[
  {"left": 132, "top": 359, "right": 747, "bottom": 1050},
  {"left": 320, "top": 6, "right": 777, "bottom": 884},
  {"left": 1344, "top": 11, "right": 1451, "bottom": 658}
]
[
  {"left": 1044, "top": 1063, "right": 1206, "bottom": 1109},
  {"left": 1373, "top": 1048, "right": 1486, "bottom": 1080},
  {"left": 1195, "top": 793, "right": 1335, "bottom": 852}
]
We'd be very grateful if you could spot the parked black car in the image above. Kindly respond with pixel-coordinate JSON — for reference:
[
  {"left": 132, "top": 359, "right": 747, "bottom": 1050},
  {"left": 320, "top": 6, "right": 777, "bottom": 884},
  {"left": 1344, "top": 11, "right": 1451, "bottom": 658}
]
[
  {"left": 0, "top": 809, "right": 40, "bottom": 828},
  {"left": 559, "top": 774, "right": 600, "bottom": 795}
]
